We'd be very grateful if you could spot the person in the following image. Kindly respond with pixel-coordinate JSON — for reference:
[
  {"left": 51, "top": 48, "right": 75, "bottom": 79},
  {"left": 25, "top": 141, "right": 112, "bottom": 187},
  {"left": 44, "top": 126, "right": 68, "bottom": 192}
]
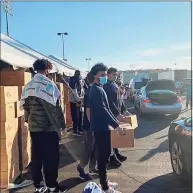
[
  {"left": 20, "top": 59, "right": 67, "bottom": 193},
  {"left": 89, "top": 63, "right": 126, "bottom": 193},
  {"left": 184, "top": 79, "right": 192, "bottom": 108},
  {"left": 69, "top": 70, "right": 84, "bottom": 136},
  {"left": 76, "top": 72, "right": 98, "bottom": 179},
  {"left": 103, "top": 68, "right": 127, "bottom": 167}
]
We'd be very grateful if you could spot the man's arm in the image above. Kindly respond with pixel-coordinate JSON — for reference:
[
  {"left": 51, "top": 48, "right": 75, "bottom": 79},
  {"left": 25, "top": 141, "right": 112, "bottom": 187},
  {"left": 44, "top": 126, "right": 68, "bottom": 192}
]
[
  {"left": 103, "top": 84, "right": 120, "bottom": 117},
  {"left": 86, "top": 108, "right": 90, "bottom": 121},
  {"left": 69, "top": 78, "right": 82, "bottom": 103},
  {"left": 93, "top": 88, "right": 119, "bottom": 129},
  {"left": 23, "top": 98, "right": 30, "bottom": 123},
  {"left": 42, "top": 99, "right": 66, "bottom": 131}
]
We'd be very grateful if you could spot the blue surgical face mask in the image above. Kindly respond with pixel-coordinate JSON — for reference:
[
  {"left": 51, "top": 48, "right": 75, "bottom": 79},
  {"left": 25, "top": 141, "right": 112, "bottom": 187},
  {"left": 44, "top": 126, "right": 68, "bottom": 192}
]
[{"left": 99, "top": 76, "right": 107, "bottom": 85}]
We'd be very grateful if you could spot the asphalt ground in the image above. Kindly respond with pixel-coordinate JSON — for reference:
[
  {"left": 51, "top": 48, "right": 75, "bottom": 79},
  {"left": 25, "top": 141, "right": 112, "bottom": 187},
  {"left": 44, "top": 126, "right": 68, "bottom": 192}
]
[{"left": 9, "top": 97, "right": 192, "bottom": 193}]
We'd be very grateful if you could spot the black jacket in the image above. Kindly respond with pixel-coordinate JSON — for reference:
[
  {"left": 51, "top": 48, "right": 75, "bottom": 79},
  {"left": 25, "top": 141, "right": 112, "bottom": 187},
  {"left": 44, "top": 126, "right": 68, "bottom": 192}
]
[
  {"left": 103, "top": 80, "right": 126, "bottom": 117},
  {"left": 89, "top": 83, "right": 119, "bottom": 132}
]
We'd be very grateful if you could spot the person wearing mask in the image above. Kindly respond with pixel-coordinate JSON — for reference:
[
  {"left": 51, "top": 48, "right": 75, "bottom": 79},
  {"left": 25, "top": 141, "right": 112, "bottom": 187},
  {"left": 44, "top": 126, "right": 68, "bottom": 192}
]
[
  {"left": 20, "top": 59, "right": 67, "bottom": 193},
  {"left": 89, "top": 63, "right": 126, "bottom": 193},
  {"left": 103, "top": 68, "right": 128, "bottom": 167},
  {"left": 76, "top": 72, "right": 98, "bottom": 179},
  {"left": 69, "top": 70, "right": 84, "bottom": 136}
]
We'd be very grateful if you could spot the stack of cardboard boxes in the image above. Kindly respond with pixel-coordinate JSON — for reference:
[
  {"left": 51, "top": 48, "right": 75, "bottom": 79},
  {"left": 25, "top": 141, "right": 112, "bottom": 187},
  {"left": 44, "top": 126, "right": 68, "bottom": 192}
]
[
  {"left": 56, "top": 82, "right": 72, "bottom": 128},
  {"left": 0, "top": 70, "right": 31, "bottom": 189},
  {"left": 0, "top": 86, "right": 20, "bottom": 189}
]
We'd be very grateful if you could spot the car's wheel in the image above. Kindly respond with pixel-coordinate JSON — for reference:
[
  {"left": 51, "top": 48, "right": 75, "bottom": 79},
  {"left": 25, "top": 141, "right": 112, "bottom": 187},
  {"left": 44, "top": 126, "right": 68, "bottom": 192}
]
[
  {"left": 170, "top": 140, "right": 188, "bottom": 181},
  {"left": 171, "top": 113, "right": 180, "bottom": 120}
]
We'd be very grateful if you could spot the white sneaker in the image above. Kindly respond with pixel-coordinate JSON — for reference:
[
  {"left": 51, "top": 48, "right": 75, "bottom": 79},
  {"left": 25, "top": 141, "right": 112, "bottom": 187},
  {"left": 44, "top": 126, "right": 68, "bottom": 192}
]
[
  {"left": 103, "top": 187, "right": 122, "bottom": 193},
  {"left": 108, "top": 181, "right": 118, "bottom": 189}
]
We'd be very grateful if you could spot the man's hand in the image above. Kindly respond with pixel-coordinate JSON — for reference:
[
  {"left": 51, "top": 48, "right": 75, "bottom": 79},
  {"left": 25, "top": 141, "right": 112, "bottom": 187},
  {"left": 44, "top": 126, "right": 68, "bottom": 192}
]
[
  {"left": 116, "top": 114, "right": 126, "bottom": 122},
  {"left": 116, "top": 126, "right": 126, "bottom": 136},
  {"left": 76, "top": 101, "right": 82, "bottom": 107},
  {"left": 124, "top": 111, "right": 132, "bottom": 116}
]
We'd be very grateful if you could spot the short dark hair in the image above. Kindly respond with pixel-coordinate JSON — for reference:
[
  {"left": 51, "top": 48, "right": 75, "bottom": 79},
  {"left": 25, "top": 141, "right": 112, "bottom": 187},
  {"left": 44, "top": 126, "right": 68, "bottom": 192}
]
[
  {"left": 90, "top": 63, "right": 108, "bottom": 77},
  {"left": 107, "top": 67, "right": 117, "bottom": 74},
  {"left": 74, "top": 70, "right": 80, "bottom": 76},
  {"left": 33, "top": 59, "right": 52, "bottom": 72}
]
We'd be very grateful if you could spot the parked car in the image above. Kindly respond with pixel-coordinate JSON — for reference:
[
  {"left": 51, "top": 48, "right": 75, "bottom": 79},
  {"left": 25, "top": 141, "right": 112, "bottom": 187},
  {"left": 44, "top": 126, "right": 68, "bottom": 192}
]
[
  {"left": 168, "top": 117, "right": 192, "bottom": 183},
  {"left": 134, "top": 79, "right": 182, "bottom": 118},
  {"left": 129, "top": 77, "right": 149, "bottom": 100}
]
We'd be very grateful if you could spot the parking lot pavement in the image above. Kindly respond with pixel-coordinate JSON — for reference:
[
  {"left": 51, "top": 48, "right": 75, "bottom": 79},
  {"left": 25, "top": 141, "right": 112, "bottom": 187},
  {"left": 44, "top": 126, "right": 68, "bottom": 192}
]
[{"left": 10, "top": 100, "right": 191, "bottom": 193}]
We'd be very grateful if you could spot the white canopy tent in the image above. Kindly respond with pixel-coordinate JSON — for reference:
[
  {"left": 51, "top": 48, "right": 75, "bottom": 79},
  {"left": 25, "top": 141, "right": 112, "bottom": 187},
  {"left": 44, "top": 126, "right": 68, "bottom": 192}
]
[{"left": 0, "top": 34, "right": 76, "bottom": 76}]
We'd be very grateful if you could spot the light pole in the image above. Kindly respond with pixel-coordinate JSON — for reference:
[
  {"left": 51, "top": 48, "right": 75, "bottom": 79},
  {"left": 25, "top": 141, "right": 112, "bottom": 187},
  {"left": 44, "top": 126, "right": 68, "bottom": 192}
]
[
  {"left": 2, "top": 0, "right": 13, "bottom": 36},
  {"left": 86, "top": 58, "right": 91, "bottom": 71},
  {"left": 57, "top": 32, "right": 68, "bottom": 61}
]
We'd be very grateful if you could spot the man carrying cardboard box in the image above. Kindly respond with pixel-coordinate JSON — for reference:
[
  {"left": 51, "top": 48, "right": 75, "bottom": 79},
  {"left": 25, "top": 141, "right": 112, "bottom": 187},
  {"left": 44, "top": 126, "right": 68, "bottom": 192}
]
[
  {"left": 103, "top": 68, "right": 129, "bottom": 167},
  {"left": 89, "top": 63, "right": 126, "bottom": 193}
]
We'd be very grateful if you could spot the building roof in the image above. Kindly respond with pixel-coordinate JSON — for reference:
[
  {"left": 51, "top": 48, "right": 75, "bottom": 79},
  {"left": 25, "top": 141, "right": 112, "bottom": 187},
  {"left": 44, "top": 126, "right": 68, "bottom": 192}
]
[{"left": 0, "top": 34, "right": 75, "bottom": 76}]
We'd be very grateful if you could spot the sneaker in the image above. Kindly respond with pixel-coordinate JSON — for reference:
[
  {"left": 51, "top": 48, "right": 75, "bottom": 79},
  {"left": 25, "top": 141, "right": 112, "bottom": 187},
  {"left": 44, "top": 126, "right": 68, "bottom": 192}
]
[
  {"left": 47, "top": 185, "right": 68, "bottom": 193},
  {"left": 77, "top": 132, "right": 82, "bottom": 136},
  {"left": 108, "top": 181, "right": 118, "bottom": 189},
  {"left": 77, "top": 164, "right": 89, "bottom": 180},
  {"left": 79, "top": 130, "right": 84, "bottom": 134},
  {"left": 103, "top": 187, "right": 122, "bottom": 193},
  {"left": 35, "top": 186, "right": 47, "bottom": 193},
  {"left": 109, "top": 156, "right": 121, "bottom": 167},
  {"left": 89, "top": 168, "right": 99, "bottom": 175},
  {"left": 116, "top": 154, "right": 127, "bottom": 162}
]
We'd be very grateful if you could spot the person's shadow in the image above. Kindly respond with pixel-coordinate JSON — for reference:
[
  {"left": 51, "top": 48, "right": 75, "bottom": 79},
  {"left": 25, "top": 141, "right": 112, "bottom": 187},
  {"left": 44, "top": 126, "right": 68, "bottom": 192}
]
[{"left": 134, "top": 172, "right": 192, "bottom": 193}]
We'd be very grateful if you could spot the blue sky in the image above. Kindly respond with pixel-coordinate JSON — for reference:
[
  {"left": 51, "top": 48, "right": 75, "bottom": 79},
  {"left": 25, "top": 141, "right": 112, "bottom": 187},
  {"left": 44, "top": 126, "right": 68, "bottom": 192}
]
[{"left": 1, "top": 2, "right": 191, "bottom": 71}]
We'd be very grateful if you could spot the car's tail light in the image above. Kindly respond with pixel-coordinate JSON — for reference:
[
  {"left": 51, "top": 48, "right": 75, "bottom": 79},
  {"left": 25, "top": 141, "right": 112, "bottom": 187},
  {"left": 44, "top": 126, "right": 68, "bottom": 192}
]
[
  {"left": 177, "top": 97, "right": 182, "bottom": 103},
  {"left": 143, "top": 99, "right": 151, "bottom": 103}
]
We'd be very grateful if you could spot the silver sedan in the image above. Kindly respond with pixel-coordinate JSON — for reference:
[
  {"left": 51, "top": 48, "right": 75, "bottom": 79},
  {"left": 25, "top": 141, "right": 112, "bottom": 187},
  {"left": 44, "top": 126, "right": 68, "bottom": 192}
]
[{"left": 134, "top": 80, "right": 182, "bottom": 119}]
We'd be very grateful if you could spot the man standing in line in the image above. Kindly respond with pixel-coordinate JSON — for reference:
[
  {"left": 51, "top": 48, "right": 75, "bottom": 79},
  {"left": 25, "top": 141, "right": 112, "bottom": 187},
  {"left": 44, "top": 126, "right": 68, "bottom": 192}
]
[
  {"left": 69, "top": 70, "right": 84, "bottom": 136},
  {"left": 76, "top": 72, "right": 98, "bottom": 179},
  {"left": 89, "top": 63, "right": 125, "bottom": 193},
  {"left": 103, "top": 68, "right": 127, "bottom": 167}
]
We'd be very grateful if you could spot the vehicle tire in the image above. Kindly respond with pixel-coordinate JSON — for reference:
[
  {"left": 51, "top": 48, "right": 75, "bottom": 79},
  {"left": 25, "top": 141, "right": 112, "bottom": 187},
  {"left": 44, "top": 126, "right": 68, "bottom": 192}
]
[
  {"left": 171, "top": 113, "right": 180, "bottom": 120},
  {"left": 169, "top": 139, "right": 189, "bottom": 182}
]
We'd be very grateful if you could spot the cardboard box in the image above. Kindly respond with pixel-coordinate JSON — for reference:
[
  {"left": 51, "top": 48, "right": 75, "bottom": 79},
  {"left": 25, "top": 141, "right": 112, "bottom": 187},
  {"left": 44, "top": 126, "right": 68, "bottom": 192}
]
[
  {"left": 0, "top": 103, "right": 15, "bottom": 121},
  {"left": 0, "top": 119, "right": 18, "bottom": 139},
  {"left": 0, "top": 143, "right": 19, "bottom": 172},
  {"left": 0, "top": 133, "right": 19, "bottom": 156},
  {"left": 110, "top": 115, "right": 138, "bottom": 148},
  {"left": 56, "top": 83, "right": 65, "bottom": 99},
  {"left": 0, "top": 161, "right": 20, "bottom": 189},
  {"left": 20, "top": 140, "right": 31, "bottom": 171},
  {"left": 18, "top": 117, "right": 31, "bottom": 171},
  {"left": 18, "top": 86, "right": 25, "bottom": 100},
  {"left": 125, "top": 115, "right": 138, "bottom": 128},
  {"left": 0, "top": 71, "right": 31, "bottom": 86},
  {"left": 15, "top": 101, "right": 24, "bottom": 118},
  {"left": 0, "top": 86, "right": 18, "bottom": 105}
]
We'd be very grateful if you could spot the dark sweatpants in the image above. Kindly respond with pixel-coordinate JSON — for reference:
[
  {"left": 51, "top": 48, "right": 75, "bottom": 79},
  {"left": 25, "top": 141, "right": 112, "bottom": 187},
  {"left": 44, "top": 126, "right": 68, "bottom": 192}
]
[
  {"left": 30, "top": 131, "right": 59, "bottom": 188},
  {"left": 94, "top": 131, "right": 111, "bottom": 191},
  {"left": 70, "top": 102, "right": 82, "bottom": 133},
  {"left": 80, "top": 131, "right": 97, "bottom": 170}
]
